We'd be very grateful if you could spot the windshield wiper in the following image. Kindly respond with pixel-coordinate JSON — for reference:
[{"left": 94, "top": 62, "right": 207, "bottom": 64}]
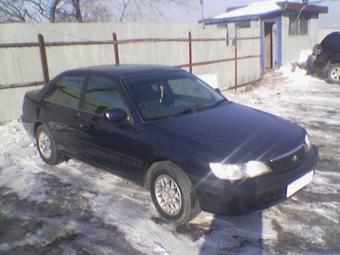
[
  {"left": 194, "top": 98, "right": 228, "bottom": 112},
  {"left": 172, "top": 108, "right": 195, "bottom": 117},
  {"left": 145, "top": 108, "right": 196, "bottom": 121},
  {"left": 210, "top": 98, "right": 227, "bottom": 108},
  {"left": 162, "top": 99, "right": 228, "bottom": 120}
]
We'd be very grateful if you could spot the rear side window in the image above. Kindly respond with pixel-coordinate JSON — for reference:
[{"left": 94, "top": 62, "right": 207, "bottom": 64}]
[
  {"left": 46, "top": 75, "right": 85, "bottom": 109},
  {"left": 83, "top": 75, "right": 126, "bottom": 115}
]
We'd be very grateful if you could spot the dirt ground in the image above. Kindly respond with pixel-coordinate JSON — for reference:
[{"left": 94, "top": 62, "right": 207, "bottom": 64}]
[{"left": 0, "top": 67, "right": 339, "bottom": 255}]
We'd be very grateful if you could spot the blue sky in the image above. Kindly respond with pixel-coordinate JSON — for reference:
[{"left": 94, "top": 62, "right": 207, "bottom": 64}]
[{"left": 167, "top": 0, "right": 340, "bottom": 27}]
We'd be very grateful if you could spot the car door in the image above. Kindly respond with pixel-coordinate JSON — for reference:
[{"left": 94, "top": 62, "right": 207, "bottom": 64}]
[
  {"left": 40, "top": 73, "right": 86, "bottom": 157},
  {"left": 77, "top": 74, "right": 140, "bottom": 181}
]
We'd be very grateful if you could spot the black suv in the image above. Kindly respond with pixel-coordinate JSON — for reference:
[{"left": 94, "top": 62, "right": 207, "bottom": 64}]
[{"left": 309, "top": 32, "right": 340, "bottom": 84}]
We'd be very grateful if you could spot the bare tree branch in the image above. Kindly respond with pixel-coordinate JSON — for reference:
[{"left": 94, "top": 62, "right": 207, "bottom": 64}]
[
  {"left": 81, "top": 0, "right": 113, "bottom": 22},
  {"left": 0, "top": 1, "right": 27, "bottom": 23},
  {"left": 110, "top": 0, "right": 197, "bottom": 22},
  {"left": 49, "top": 0, "right": 61, "bottom": 22},
  {"left": 0, "top": 0, "right": 197, "bottom": 23},
  {"left": 72, "top": 0, "right": 83, "bottom": 22}
]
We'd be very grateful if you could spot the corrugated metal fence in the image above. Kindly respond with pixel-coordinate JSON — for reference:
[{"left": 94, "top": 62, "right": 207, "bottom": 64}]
[{"left": 0, "top": 32, "right": 260, "bottom": 91}]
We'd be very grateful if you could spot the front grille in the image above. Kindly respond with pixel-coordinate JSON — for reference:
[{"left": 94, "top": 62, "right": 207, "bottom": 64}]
[{"left": 267, "top": 144, "right": 307, "bottom": 173}]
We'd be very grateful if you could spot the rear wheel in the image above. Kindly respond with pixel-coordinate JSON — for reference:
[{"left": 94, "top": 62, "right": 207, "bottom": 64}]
[
  {"left": 147, "top": 161, "right": 201, "bottom": 225},
  {"left": 36, "top": 125, "right": 64, "bottom": 165},
  {"left": 326, "top": 64, "right": 340, "bottom": 84}
]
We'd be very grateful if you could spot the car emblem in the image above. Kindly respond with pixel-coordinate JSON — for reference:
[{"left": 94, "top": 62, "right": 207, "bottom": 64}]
[{"left": 292, "top": 155, "right": 298, "bottom": 162}]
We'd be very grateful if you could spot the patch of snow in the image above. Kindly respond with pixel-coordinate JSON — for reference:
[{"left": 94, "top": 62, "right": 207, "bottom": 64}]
[
  {"left": 1, "top": 66, "right": 340, "bottom": 254},
  {"left": 213, "top": 0, "right": 300, "bottom": 20},
  {"left": 297, "top": 49, "right": 312, "bottom": 65}
]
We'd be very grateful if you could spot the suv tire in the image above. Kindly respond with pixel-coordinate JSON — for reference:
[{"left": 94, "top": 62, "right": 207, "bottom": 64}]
[{"left": 326, "top": 63, "right": 340, "bottom": 84}]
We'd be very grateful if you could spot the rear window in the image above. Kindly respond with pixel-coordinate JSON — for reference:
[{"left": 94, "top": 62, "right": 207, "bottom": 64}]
[
  {"left": 46, "top": 75, "right": 85, "bottom": 109},
  {"left": 321, "top": 32, "right": 340, "bottom": 49}
]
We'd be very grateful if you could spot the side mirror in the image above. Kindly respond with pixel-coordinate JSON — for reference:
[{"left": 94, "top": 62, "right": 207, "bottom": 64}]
[
  {"left": 104, "top": 108, "right": 128, "bottom": 123},
  {"left": 214, "top": 88, "right": 222, "bottom": 95}
]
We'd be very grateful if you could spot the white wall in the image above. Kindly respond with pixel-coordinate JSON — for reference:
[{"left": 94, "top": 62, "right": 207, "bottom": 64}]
[
  {"left": 281, "top": 15, "right": 339, "bottom": 64},
  {"left": 281, "top": 15, "right": 319, "bottom": 64},
  {"left": 0, "top": 22, "right": 262, "bottom": 123}
]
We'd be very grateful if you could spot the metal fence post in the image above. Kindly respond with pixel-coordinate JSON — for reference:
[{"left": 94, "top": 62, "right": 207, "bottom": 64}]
[
  {"left": 188, "top": 31, "right": 193, "bottom": 73},
  {"left": 234, "top": 31, "right": 238, "bottom": 92},
  {"left": 112, "top": 32, "right": 120, "bottom": 65},
  {"left": 38, "top": 34, "right": 49, "bottom": 85}
]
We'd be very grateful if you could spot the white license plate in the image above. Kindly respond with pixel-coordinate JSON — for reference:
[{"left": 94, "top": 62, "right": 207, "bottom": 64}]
[{"left": 286, "top": 171, "right": 314, "bottom": 198}]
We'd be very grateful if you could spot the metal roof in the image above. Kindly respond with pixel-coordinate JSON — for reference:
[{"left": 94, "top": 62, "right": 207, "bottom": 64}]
[{"left": 204, "top": 0, "right": 328, "bottom": 25}]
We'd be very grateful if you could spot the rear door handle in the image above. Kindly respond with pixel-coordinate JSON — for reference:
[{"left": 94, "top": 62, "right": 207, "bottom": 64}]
[{"left": 72, "top": 112, "right": 81, "bottom": 120}]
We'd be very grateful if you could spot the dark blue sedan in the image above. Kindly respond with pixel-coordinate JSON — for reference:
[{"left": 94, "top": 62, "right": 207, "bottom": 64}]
[{"left": 22, "top": 65, "right": 318, "bottom": 225}]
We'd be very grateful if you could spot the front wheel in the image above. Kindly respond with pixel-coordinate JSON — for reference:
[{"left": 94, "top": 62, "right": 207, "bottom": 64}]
[
  {"left": 326, "top": 64, "right": 340, "bottom": 84},
  {"left": 36, "top": 125, "right": 64, "bottom": 165},
  {"left": 148, "top": 161, "right": 201, "bottom": 225}
]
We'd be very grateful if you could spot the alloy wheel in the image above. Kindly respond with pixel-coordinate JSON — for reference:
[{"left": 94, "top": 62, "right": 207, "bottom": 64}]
[
  {"left": 330, "top": 67, "right": 340, "bottom": 81},
  {"left": 38, "top": 131, "right": 52, "bottom": 159},
  {"left": 154, "top": 175, "right": 182, "bottom": 216}
]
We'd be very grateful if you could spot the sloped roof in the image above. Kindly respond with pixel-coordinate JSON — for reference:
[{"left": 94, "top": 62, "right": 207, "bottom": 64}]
[
  {"left": 204, "top": 0, "right": 328, "bottom": 25},
  {"left": 214, "top": 0, "right": 283, "bottom": 20}
]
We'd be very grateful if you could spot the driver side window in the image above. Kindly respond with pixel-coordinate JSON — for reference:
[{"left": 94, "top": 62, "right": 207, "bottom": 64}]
[{"left": 83, "top": 75, "right": 126, "bottom": 115}]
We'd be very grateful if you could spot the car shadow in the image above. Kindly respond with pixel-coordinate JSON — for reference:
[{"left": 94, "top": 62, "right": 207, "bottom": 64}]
[
  {"left": 172, "top": 209, "right": 268, "bottom": 254},
  {"left": 196, "top": 211, "right": 265, "bottom": 254}
]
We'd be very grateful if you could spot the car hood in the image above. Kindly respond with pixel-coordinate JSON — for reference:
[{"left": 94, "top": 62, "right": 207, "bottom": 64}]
[{"left": 147, "top": 102, "right": 305, "bottom": 163}]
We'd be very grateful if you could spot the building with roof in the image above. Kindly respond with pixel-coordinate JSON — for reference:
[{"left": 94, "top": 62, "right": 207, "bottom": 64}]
[{"left": 203, "top": 0, "right": 328, "bottom": 72}]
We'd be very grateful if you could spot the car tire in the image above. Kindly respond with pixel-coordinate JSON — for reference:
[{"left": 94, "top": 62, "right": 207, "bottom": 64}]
[
  {"left": 326, "top": 63, "right": 340, "bottom": 84},
  {"left": 148, "top": 161, "right": 201, "bottom": 225},
  {"left": 36, "top": 125, "right": 64, "bottom": 165}
]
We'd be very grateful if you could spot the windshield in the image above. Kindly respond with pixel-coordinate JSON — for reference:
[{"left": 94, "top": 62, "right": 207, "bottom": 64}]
[{"left": 123, "top": 72, "right": 226, "bottom": 121}]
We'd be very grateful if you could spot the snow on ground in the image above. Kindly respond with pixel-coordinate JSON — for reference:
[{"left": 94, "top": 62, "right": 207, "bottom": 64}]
[
  {"left": 226, "top": 68, "right": 340, "bottom": 253},
  {"left": 0, "top": 67, "right": 340, "bottom": 254}
]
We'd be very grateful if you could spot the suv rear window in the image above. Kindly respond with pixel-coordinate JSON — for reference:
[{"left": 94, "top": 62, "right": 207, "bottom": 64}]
[{"left": 321, "top": 32, "right": 340, "bottom": 50}]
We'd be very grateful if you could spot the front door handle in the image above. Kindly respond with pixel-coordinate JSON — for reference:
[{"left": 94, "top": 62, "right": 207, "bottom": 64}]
[{"left": 79, "top": 123, "right": 91, "bottom": 130}]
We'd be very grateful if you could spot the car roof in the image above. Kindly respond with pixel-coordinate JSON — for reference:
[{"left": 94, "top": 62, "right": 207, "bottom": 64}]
[{"left": 65, "top": 64, "right": 183, "bottom": 79}]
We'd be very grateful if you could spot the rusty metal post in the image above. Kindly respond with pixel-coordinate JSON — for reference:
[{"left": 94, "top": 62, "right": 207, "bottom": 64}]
[
  {"left": 234, "top": 30, "right": 238, "bottom": 92},
  {"left": 38, "top": 34, "right": 49, "bottom": 85},
  {"left": 188, "top": 31, "right": 193, "bottom": 73},
  {"left": 112, "top": 32, "right": 120, "bottom": 65}
]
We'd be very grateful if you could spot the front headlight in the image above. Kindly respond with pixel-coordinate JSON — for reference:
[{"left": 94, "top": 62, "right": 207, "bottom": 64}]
[
  {"left": 209, "top": 161, "right": 271, "bottom": 181},
  {"left": 305, "top": 133, "right": 311, "bottom": 151}
]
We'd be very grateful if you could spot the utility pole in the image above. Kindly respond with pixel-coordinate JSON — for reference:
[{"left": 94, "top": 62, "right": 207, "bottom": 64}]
[{"left": 200, "top": 0, "right": 205, "bottom": 29}]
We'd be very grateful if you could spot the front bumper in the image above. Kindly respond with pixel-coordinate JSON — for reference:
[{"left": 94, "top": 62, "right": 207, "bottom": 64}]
[{"left": 194, "top": 146, "right": 319, "bottom": 215}]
